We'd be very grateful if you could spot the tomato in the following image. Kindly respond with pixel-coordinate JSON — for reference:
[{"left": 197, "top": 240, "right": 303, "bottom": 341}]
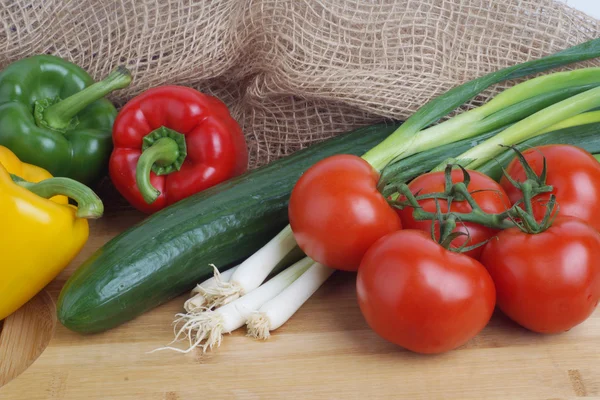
[
  {"left": 480, "top": 217, "right": 600, "bottom": 334},
  {"left": 289, "top": 154, "right": 402, "bottom": 271},
  {"left": 396, "top": 169, "right": 511, "bottom": 259},
  {"left": 357, "top": 230, "right": 496, "bottom": 354},
  {"left": 501, "top": 145, "right": 600, "bottom": 231}
]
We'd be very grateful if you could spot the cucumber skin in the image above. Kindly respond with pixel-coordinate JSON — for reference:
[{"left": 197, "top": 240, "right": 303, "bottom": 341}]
[{"left": 57, "top": 122, "right": 401, "bottom": 334}]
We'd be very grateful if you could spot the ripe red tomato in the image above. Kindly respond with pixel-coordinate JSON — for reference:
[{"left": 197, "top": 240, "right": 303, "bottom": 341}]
[
  {"left": 501, "top": 145, "right": 600, "bottom": 231},
  {"left": 289, "top": 154, "right": 402, "bottom": 271},
  {"left": 357, "top": 230, "right": 496, "bottom": 354},
  {"left": 480, "top": 217, "right": 600, "bottom": 334},
  {"left": 396, "top": 169, "right": 511, "bottom": 259}
]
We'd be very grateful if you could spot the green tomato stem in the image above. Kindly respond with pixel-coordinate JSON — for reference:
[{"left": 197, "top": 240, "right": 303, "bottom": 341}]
[
  {"left": 393, "top": 160, "right": 556, "bottom": 237},
  {"left": 395, "top": 182, "right": 514, "bottom": 231}
]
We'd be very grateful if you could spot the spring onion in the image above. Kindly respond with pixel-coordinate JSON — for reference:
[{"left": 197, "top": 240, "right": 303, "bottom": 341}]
[
  {"left": 440, "top": 85, "right": 600, "bottom": 170},
  {"left": 199, "top": 225, "right": 298, "bottom": 308},
  {"left": 381, "top": 115, "right": 600, "bottom": 195},
  {"left": 536, "top": 110, "right": 600, "bottom": 135},
  {"left": 367, "top": 69, "right": 600, "bottom": 169},
  {"left": 362, "top": 46, "right": 600, "bottom": 170},
  {"left": 477, "top": 119, "right": 600, "bottom": 180},
  {"left": 246, "top": 262, "right": 333, "bottom": 339},
  {"left": 184, "top": 265, "right": 239, "bottom": 312},
  {"left": 160, "top": 257, "right": 313, "bottom": 353}
]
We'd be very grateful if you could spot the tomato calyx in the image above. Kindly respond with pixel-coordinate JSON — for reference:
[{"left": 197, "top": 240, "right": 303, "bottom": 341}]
[
  {"left": 508, "top": 193, "right": 558, "bottom": 233},
  {"left": 429, "top": 200, "right": 488, "bottom": 254},
  {"left": 499, "top": 145, "right": 553, "bottom": 207},
  {"left": 499, "top": 146, "right": 559, "bottom": 233}
]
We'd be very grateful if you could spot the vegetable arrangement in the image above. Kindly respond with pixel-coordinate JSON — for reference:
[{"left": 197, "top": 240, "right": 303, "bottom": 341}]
[
  {"left": 369, "top": 158, "right": 600, "bottom": 350},
  {"left": 57, "top": 124, "right": 397, "bottom": 332},
  {"left": 3, "top": 38, "right": 600, "bottom": 358},
  {"left": 145, "top": 38, "right": 600, "bottom": 353},
  {"left": 183, "top": 40, "right": 600, "bottom": 317},
  {"left": 0, "top": 54, "right": 133, "bottom": 321}
]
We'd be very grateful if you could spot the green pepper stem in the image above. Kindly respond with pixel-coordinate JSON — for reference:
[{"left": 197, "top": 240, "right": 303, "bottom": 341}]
[
  {"left": 43, "top": 66, "right": 132, "bottom": 130},
  {"left": 11, "top": 174, "right": 104, "bottom": 219},
  {"left": 136, "top": 137, "right": 181, "bottom": 204}
]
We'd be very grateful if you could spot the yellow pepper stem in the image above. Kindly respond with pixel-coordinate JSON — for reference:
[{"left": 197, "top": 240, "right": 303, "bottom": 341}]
[{"left": 11, "top": 174, "right": 104, "bottom": 219}]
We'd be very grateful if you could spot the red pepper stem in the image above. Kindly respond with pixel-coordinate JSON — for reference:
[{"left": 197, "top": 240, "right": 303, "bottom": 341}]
[
  {"left": 10, "top": 174, "right": 104, "bottom": 219},
  {"left": 43, "top": 66, "right": 132, "bottom": 130},
  {"left": 136, "top": 137, "right": 181, "bottom": 204}
]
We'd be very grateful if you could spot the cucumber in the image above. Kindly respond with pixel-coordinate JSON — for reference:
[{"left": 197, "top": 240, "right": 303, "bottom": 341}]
[{"left": 57, "top": 122, "right": 401, "bottom": 333}]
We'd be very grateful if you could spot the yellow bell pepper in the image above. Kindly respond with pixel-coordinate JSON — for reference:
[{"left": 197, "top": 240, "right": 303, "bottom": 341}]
[{"left": 0, "top": 146, "right": 104, "bottom": 320}]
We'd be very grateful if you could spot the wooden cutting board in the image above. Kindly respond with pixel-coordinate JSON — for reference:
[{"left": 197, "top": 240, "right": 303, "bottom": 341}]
[{"left": 1, "top": 207, "right": 599, "bottom": 400}]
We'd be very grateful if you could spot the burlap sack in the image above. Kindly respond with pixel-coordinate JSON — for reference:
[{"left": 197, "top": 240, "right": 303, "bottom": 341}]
[{"left": 0, "top": 0, "right": 598, "bottom": 169}]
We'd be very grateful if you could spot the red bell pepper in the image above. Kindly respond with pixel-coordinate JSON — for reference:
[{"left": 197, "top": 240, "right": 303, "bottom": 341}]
[{"left": 109, "top": 86, "right": 248, "bottom": 214}]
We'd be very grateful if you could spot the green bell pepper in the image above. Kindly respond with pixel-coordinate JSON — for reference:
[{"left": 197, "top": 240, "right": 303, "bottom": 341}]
[{"left": 0, "top": 55, "right": 132, "bottom": 184}]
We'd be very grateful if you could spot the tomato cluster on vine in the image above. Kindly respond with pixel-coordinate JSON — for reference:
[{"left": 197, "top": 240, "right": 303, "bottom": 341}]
[{"left": 288, "top": 144, "right": 600, "bottom": 354}]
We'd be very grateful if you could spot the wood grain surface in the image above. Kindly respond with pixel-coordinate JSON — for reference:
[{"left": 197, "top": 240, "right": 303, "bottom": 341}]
[
  {"left": 1, "top": 207, "right": 599, "bottom": 400},
  {"left": 0, "top": 290, "right": 56, "bottom": 387}
]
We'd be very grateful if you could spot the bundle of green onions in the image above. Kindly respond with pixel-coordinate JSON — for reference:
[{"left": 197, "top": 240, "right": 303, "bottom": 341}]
[{"left": 163, "top": 38, "right": 600, "bottom": 352}]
